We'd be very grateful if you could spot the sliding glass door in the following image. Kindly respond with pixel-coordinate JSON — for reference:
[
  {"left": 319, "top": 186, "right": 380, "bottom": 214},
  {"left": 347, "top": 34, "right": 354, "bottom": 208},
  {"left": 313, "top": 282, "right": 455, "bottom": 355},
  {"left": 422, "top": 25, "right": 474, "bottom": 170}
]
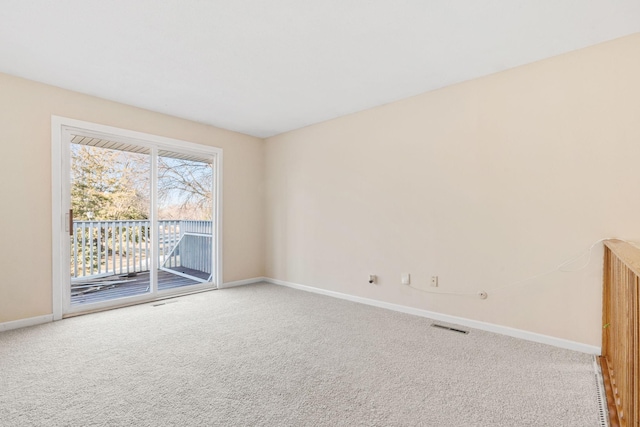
[
  {"left": 156, "top": 150, "right": 214, "bottom": 291},
  {"left": 69, "top": 141, "right": 152, "bottom": 306},
  {"left": 54, "top": 118, "right": 221, "bottom": 317}
]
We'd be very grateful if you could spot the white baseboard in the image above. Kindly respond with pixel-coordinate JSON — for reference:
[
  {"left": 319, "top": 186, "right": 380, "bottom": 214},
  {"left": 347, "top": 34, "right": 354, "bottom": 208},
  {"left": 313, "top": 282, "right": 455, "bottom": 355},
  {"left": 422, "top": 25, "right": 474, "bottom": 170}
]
[
  {"left": 0, "top": 314, "right": 53, "bottom": 333},
  {"left": 265, "top": 277, "right": 601, "bottom": 355},
  {"left": 3, "top": 279, "right": 600, "bottom": 355},
  {"left": 220, "top": 277, "right": 266, "bottom": 289},
  {"left": 1, "top": 280, "right": 266, "bottom": 332}
]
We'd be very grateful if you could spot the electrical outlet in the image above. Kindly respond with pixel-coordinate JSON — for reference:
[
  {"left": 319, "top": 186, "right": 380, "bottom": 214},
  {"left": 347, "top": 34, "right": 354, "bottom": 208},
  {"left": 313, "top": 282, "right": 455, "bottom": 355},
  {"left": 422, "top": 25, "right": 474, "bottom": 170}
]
[
  {"left": 430, "top": 276, "right": 438, "bottom": 287},
  {"left": 401, "top": 273, "right": 410, "bottom": 285}
]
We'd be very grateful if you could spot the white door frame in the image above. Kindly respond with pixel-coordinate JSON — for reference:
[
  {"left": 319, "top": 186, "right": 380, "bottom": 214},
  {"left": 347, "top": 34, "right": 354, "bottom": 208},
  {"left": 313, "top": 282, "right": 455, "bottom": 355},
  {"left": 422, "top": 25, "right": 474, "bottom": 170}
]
[{"left": 51, "top": 116, "right": 223, "bottom": 320}]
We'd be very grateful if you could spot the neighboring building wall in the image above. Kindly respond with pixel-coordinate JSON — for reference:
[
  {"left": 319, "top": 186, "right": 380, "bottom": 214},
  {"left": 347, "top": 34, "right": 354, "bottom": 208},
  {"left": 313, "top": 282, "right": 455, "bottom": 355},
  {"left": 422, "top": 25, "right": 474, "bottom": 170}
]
[
  {"left": 0, "top": 73, "right": 265, "bottom": 323},
  {"left": 264, "top": 33, "right": 640, "bottom": 346}
]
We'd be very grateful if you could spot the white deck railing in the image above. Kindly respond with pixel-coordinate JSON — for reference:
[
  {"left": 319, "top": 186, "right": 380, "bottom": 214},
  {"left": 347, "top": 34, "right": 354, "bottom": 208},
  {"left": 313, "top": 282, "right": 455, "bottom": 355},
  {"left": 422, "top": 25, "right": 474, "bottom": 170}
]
[{"left": 71, "top": 220, "right": 212, "bottom": 279}]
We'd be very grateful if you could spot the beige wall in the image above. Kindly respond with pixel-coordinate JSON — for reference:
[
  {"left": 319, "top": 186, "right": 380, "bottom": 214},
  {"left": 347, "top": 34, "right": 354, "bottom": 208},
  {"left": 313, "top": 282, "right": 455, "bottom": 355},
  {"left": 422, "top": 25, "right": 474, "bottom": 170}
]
[
  {"left": 3, "top": 33, "right": 640, "bottom": 346},
  {"left": 265, "top": 33, "right": 640, "bottom": 346},
  {"left": 0, "top": 73, "right": 265, "bottom": 323}
]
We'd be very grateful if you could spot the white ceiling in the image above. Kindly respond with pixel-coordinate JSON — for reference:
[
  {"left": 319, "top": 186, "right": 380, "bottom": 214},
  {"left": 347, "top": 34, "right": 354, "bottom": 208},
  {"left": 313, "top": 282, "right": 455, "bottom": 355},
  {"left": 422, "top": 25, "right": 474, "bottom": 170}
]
[{"left": 1, "top": 1, "right": 639, "bottom": 138}]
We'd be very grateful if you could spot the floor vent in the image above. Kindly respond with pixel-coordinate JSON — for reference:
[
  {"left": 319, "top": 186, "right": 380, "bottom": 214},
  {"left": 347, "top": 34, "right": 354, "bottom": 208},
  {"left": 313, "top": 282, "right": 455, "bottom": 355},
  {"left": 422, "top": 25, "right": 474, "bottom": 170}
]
[
  {"left": 431, "top": 323, "right": 469, "bottom": 334},
  {"left": 593, "top": 357, "right": 610, "bottom": 427},
  {"left": 151, "top": 300, "right": 179, "bottom": 307}
]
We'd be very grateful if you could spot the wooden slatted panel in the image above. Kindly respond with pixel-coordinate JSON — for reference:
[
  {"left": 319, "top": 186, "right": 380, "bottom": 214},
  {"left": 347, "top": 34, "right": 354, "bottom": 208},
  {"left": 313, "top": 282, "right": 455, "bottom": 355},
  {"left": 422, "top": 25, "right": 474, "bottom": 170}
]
[
  {"left": 602, "top": 239, "right": 640, "bottom": 427},
  {"left": 629, "top": 276, "right": 640, "bottom": 427}
]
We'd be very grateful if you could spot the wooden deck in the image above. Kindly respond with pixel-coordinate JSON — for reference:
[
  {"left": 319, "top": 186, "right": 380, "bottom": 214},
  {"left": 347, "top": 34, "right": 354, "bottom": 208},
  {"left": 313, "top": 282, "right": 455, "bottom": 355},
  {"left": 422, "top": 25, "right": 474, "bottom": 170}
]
[{"left": 71, "top": 267, "right": 211, "bottom": 306}]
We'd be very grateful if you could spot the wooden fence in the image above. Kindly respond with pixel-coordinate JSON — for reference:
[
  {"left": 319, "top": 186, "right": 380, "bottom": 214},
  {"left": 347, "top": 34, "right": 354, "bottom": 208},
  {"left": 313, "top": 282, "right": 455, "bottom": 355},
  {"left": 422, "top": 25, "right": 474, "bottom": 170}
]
[{"left": 601, "top": 239, "right": 640, "bottom": 427}]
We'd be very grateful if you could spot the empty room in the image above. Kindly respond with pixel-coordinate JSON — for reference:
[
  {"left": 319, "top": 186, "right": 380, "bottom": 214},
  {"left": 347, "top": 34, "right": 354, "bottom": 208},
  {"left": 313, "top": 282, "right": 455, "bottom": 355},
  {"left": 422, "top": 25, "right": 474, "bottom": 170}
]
[{"left": 1, "top": 1, "right": 640, "bottom": 426}]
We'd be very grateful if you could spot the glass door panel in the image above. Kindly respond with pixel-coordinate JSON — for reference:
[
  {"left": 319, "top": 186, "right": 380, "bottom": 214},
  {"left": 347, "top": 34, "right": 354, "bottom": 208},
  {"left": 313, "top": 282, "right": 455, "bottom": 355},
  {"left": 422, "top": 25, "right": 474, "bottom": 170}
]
[
  {"left": 69, "top": 142, "right": 151, "bottom": 306},
  {"left": 157, "top": 151, "right": 213, "bottom": 291}
]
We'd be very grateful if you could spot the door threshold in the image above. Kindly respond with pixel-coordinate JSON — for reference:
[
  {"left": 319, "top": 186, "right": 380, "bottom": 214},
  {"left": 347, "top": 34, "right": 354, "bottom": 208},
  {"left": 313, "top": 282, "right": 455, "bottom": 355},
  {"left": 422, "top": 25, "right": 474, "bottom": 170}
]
[{"left": 62, "top": 287, "right": 217, "bottom": 319}]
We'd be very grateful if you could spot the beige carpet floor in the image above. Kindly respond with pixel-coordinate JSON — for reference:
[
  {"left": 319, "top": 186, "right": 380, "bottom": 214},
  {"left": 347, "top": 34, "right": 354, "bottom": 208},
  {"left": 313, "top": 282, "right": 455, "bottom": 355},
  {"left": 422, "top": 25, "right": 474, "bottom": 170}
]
[{"left": 0, "top": 283, "right": 602, "bottom": 426}]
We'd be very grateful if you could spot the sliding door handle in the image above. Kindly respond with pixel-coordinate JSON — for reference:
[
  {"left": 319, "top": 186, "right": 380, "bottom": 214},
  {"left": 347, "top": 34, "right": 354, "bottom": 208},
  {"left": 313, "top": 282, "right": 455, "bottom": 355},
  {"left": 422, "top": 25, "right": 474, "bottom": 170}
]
[{"left": 66, "top": 209, "right": 73, "bottom": 235}]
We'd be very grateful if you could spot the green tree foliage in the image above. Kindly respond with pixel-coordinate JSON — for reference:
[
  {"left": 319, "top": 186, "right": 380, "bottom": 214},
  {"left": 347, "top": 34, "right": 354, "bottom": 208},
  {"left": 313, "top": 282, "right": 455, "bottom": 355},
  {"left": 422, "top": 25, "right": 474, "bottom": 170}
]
[
  {"left": 71, "top": 145, "right": 149, "bottom": 221},
  {"left": 71, "top": 144, "right": 213, "bottom": 221}
]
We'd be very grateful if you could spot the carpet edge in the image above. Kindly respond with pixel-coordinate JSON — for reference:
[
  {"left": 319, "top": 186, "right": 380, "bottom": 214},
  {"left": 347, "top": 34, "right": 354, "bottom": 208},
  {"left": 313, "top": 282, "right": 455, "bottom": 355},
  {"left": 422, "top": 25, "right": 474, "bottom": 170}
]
[
  {"left": 265, "top": 277, "right": 601, "bottom": 355},
  {"left": 220, "top": 276, "right": 267, "bottom": 289},
  {"left": 0, "top": 314, "right": 53, "bottom": 332}
]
